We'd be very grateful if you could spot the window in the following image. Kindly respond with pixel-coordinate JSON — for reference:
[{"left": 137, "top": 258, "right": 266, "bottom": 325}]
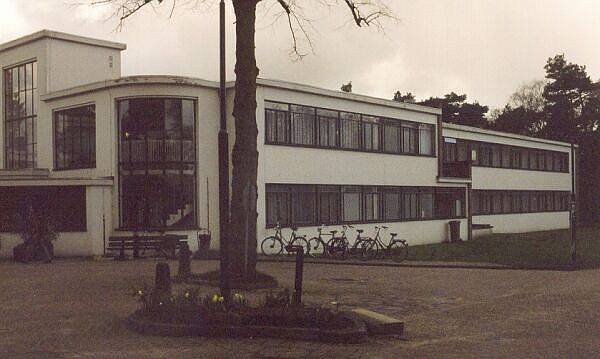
[
  {"left": 419, "top": 124, "right": 433, "bottom": 155},
  {"left": 118, "top": 98, "right": 196, "bottom": 229},
  {"left": 402, "top": 122, "right": 418, "bottom": 154},
  {"left": 501, "top": 147, "right": 511, "bottom": 168},
  {"left": 265, "top": 101, "right": 290, "bottom": 144},
  {"left": 362, "top": 116, "right": 380, "bottom": 151},
  {"left": 54, "top": 105, "right": 96, "bottom": 170},
  {"left": 266, "top": 185, "right": 289, "bottom": 226},
  {"left": 491, "top": 146, "right": 502, "bottom": 167},
  {"left": 317, "top": 109, "right": 338, "bottom": 147},
  {"left": 342, "top": 186, "right": 362, "bottom": 222},
  {"left": 290, "top": 104, "right": 316, "bottom": 146},
  {"left": 291, "top": 185, "right": 316, "bottom": 225},
  {"left": 4, "top": 61, "right": 37, "bottom": 169},
  {"left": 443, "top": 138, "right": 457, "bottom": 163},
  {"left": 472, "top": 190, "right": 570, "bottom": 216},
  {"left": 472, "top": 191, "right": 481, "bottom": 215},
  {"left": 265, "top": 100, "right": 435, "bottom": 157},
  {"left": 317, "top": 185, "right": 340, "bottom": 225},
  {"left": 0, "top": 186, "right": 86, "bottom": 232},
  {"left": 419, "top": 191, "right": 434, "bottom": 219},
  {"left": 403, "top": 191, "right": 418, "bottom": 219},
  {"left": 384, "top": 191, "right": 401, "bottom": 221},
  {"left": 340, "top": 112, "right": 361, "bottom": 149},
  {"left": 383, "top": 120, "right": 401, "bottom": 153},
  {"left": 363, "top": 187, "right": 381, "bottom": 221},
  {"left": 265, "top": 184, "right": 466, "bottom": 227},
  {"left": 520, "top": 149, "right": 529, "bottom": 169}
]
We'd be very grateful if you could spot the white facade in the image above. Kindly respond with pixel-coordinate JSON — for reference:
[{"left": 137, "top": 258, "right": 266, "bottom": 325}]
[{"left": 0, "top": 31, "right": 575, "bottom": 257}]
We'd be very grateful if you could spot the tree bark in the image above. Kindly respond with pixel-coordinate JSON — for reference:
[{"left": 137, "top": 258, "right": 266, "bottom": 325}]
[{"left": 230, "top": 0, "right": 259, "bottom": 281}]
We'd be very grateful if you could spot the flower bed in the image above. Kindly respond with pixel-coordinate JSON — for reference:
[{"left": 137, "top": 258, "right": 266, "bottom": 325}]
[{"left": 127, "top": 288, "right": 366, "bottom": 343}]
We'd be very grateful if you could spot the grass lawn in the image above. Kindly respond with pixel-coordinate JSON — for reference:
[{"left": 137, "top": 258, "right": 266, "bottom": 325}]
[{"left": 407, "top": 225, "right": 600, "bottom": 270}]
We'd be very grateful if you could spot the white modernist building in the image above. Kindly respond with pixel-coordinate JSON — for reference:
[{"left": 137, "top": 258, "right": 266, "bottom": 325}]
[{"left": 0, "top": 31, "right": 575, "bottom": 257}]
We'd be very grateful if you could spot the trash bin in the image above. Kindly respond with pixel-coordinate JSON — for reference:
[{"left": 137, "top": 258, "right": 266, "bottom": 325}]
[{"left": 448, "top": 220, "right": 461, "bottom": 242}]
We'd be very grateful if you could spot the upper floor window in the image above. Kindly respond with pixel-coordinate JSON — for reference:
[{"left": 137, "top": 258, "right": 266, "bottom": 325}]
[
  {"left": 4, "top": 61, "right": 37, "bottom": 169},
  {"left": 54, "top": 105, "right": 96, "bottom": 170},
  {"left": 265, "top": 100, "right": 435, "bottom": 156},
  {"left": 445, "top": 137, "right": 569, "bottom": 173}
]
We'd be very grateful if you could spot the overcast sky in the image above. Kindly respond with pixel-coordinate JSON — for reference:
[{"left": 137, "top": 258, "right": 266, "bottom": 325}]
[{"left": 1, "top": 0, "right": 599, "bottom": 110}]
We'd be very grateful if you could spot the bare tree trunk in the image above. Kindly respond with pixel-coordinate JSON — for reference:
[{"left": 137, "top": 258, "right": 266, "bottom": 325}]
[{"left": 230, "top": 0, "right": 259, "bottom": 281}]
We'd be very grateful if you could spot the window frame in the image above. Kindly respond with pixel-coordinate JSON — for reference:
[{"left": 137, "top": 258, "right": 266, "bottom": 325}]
[{"left": 53, "top": 104, "right": 97, "bottom": 171}]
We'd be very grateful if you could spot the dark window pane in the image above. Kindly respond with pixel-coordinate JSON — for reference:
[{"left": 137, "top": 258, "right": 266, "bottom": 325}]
[
  {"left": 383, "top": 121, "right": 400, "bottom": 153},
  {"left": 419, "top": 124, "right": 433, "bottom": 155},
  {"left": 402, "top": 123, "right": 418, "bottom": 154},
  {"left": 54, "top": 105, "right": 96, "bottom": 170},
  {"left": 340, "top": 112, "right": 360, "bottom": 149},
  {"left": 384, "top": 192, "right": 401, "bottom": 221},
  {"left": 420, "top": 192, "right": 434, "bottom": 219}
]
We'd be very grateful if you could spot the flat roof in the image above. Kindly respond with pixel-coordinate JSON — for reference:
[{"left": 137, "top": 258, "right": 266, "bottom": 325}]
[
  {"left": 41, "top": 75, "right": 220, "bottom": 101},
  {"left": 0, "top": 30, "right": 126, "bottom": 53},
  {"left": 443, "top": 122, "right": 574, "bottom": 148},
  {"left": 256, "top": 78, "right": 442, "bottom": 116}
]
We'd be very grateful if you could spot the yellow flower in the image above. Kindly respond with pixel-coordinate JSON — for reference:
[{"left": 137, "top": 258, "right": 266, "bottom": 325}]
[
  {"left": 218, "top": 296, "right": 224, "bottom": 303},
  {"left": 212, "top": 294, "right": 219, "bottom": 302},
  {"left": 185, "top": 292, "right": 190, "bottom": 298},
  {"left": 137, "top": 290, "right": 143, "bottom": 296}
]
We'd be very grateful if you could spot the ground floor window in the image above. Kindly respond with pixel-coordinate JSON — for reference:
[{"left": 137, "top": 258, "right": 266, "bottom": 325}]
[
  {"left": 0, "top": 186, "right": 86, "bottom": 232},
  {"left": 265, "top": 184, "right": 465, "bottom": 227},
  {"left": 472, "top": 190, "right": 570, "bottom": 215}
]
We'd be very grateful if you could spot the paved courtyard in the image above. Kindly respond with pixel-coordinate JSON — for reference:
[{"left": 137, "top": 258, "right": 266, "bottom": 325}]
[{"left": 1, "top": 258, "right": 600, "bottom": 358}]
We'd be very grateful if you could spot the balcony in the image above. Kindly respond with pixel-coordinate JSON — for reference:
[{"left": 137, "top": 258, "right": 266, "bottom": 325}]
[{"left": 441, "top": 160, "right": 472, "bottom": 179}]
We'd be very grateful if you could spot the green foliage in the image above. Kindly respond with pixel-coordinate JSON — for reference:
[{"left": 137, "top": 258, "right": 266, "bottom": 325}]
[
  {"left": 418, "top": 92, "right": 489, "bottom": 128},
  {"left": 393, "top": 91, "right": 416, "bottom": 103},
  {"left": 264, "top": 288, "right": 292, "bottom": 308}
]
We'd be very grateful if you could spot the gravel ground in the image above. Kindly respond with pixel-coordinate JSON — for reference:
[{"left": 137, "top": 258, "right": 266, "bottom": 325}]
[{"left": 1, "top": 258, "right": 600, "bottom": 358}]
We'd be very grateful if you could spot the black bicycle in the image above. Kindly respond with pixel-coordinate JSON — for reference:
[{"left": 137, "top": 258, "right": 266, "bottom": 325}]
[
  {"left": 261, "top": 222, "right": 309, "bottom": 256},
  {"left": 307, "top": 225, "right": 352, "bottom": 258},
  {"left": 358, "top": 226, "right": 408, "bottom": 262}
]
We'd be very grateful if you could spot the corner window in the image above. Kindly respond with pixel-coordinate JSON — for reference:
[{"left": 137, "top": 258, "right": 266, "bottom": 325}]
[{"left": 54, "top": 105, "right": 96, "bottom": 170}]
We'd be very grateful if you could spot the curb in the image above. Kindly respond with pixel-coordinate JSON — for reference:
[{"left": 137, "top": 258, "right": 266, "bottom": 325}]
[{"left": 256, "top": 256, "right": 509, "bottom": 270}]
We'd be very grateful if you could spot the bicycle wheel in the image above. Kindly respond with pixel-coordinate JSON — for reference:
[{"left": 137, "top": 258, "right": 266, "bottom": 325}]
[
  {"left": 358, "top": 239, "right": 378, "bottom": 261},
  {"left": 389, "top": 240, "right": 408, "bottom": 262},
  {"left": 328, "top": 237, "right": 348, "bottom": 260},
  {"left": 261, "top": 236, "right": 283, "bottom": 256},
  {"left": 307, "top": 237, "right": 327, "bottom": 258},
  {"left": 289, "top": 236, "right": 310, "bottom": 256}
]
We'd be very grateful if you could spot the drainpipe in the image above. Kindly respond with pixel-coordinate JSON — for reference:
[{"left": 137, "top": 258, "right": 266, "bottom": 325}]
[{"left": 570, "top": 143, "right": 576, "bottom": 268}]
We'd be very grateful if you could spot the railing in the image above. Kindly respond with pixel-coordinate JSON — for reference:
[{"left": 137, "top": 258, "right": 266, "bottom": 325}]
[
  {"left": 442, "top": 160, "right": 472, "bottom": 179},
  {"left": 120, "top": 139, "right": 194, "bottom": 163}
]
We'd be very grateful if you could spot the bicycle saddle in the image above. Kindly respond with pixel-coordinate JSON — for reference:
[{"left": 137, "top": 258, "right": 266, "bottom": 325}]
[
  {"left": 330, "top": 230, "right": 338, "bottom": 235},
  {"left": 356, "top": 229, "right": 364, "bottom": 233},
  {"left": 390, "top": 233, "right": 398, "bottom": 237}
]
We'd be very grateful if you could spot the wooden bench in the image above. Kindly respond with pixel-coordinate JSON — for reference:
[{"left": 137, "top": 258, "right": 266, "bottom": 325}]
[{"left": 107, "top": 234, "right": 188, "bottom": 259}]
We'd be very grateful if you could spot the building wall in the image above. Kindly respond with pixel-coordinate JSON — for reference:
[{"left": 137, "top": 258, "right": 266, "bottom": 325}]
[
  {"left": 253, "top": 85, "right": 468, "bottom": 246},
  {"left": 473, "top": 212, "right": 569, "bottom": 233},
  {"left": 444, "top": 125, "right": 573, "bottom": 233},
  {"left": 0, "top": 185, "right": 112, "bottom": 257},
  {"left": 46, "top": 39, "right": 121, "bottom": 93}
]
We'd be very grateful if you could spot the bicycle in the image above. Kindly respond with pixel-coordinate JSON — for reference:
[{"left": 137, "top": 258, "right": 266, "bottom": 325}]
[
  {"left": 358, "top": 226, "right": 408, "bottom": 262},
  {"left": 261, "top": 222, "right": 310, "bottom": 256},
  {"left": 307, "top": 225, "right": 337, "bottom": 258},
  {"left": 307, "top": 225, "right": 351, "bottom": 258},
  {"left": 325, "top": 225, "right": 354, "bottom": 260}
]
